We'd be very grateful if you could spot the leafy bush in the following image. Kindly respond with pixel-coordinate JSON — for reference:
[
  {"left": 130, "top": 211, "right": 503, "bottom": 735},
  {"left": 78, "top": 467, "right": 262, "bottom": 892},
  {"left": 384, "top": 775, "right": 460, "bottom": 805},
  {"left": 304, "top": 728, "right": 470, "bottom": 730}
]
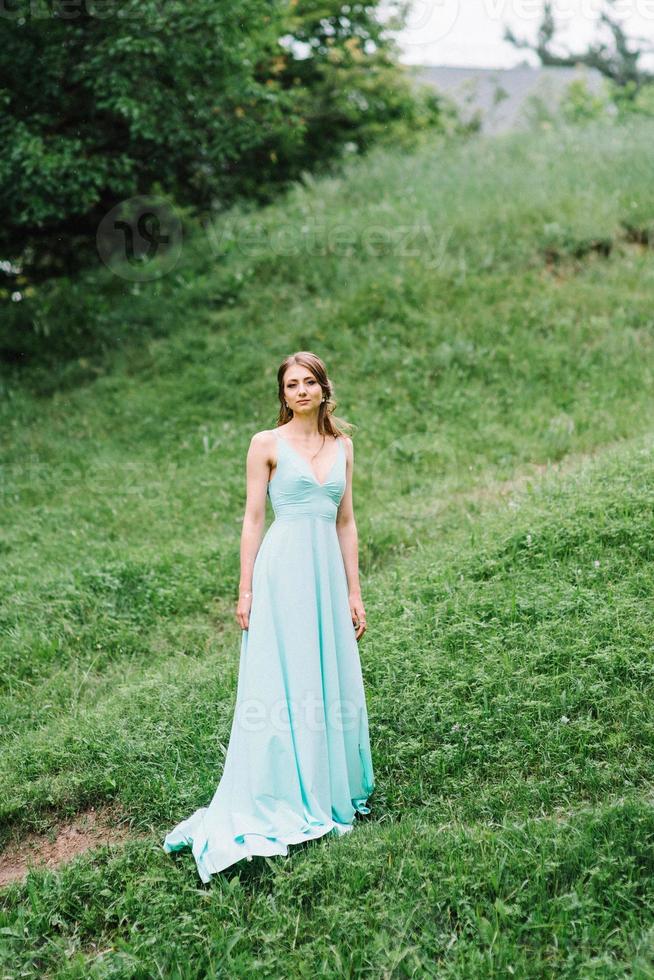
[{"left": 0, "top": 0, "right": 461, "bottom": 292}]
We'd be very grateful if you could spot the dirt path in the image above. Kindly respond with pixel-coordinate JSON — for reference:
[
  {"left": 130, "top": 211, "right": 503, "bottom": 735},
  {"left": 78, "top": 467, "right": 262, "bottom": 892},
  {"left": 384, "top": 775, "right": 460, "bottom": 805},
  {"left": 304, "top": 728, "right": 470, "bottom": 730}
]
[{"left": 0, "top": 804, "right": 139, "bottom": 888}]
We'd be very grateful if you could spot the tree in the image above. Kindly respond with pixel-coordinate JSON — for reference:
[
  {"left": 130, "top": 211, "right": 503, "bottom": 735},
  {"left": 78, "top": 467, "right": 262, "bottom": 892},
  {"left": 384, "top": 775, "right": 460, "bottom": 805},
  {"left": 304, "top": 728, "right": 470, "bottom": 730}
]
[
  {"left": 0, "top": 0, "right": 455, "bottom": 290},
  {"left": 0, "top": 0, "right": 302, "bottom": 285},
  {"left": 504, "top": 0, "right": 654, "bottom": 88}
]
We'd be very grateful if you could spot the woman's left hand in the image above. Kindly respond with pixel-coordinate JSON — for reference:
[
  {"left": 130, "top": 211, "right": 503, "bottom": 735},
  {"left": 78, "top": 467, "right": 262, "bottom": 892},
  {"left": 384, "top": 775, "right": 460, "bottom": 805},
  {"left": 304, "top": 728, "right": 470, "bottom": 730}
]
[{"left": 349, "top": 593, "right": 367, "bottom": 642}]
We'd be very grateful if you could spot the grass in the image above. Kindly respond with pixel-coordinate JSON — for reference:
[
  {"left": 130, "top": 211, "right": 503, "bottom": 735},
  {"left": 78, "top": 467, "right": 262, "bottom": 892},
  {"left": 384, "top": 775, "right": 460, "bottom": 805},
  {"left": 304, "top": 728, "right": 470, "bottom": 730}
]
[{"left": 1, "top": 116, "right": 654, "bottom": 976}]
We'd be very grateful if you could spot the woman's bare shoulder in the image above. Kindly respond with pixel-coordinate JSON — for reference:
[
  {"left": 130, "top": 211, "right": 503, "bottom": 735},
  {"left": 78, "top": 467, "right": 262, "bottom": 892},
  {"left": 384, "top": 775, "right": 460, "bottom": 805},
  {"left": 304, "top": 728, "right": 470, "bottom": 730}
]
[
  {"left": 250, "top": 427, "right": 279, "bottom": 442},
  {"left": 248, "top": 428, "right": 279, "bottom": 456},
  {"left": 340, "top": 434, "right": 354, "bottom": 460}
]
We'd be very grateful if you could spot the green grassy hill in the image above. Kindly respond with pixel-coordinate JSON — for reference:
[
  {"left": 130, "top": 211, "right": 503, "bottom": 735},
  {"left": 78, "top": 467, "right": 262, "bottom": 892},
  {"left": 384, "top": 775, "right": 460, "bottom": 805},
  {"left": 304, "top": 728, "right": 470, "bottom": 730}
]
[{"left": 2, "top": 118, "right": 654, "bottom": 976}]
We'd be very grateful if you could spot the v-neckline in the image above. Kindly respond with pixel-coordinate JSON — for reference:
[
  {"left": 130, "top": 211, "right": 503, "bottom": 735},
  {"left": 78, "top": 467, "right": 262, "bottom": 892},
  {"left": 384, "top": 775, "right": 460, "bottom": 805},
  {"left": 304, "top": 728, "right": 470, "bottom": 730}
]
[{"left": 275, "top": 431, "right": 341, "bottom": 487}]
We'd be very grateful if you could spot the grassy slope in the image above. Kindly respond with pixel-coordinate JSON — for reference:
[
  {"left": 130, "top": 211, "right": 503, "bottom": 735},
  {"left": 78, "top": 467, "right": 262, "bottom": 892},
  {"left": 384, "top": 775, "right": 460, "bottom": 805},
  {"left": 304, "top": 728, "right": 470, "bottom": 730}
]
[{"left": 1, "top": 118, "right": 654, "bottom": 976}]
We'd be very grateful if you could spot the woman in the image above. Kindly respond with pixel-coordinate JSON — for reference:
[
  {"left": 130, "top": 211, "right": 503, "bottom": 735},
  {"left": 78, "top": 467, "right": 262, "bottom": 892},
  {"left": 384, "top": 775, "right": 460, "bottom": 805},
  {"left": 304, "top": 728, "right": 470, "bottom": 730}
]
[{"left": 163, "top": 351, "right": 375, "bottom": 881}]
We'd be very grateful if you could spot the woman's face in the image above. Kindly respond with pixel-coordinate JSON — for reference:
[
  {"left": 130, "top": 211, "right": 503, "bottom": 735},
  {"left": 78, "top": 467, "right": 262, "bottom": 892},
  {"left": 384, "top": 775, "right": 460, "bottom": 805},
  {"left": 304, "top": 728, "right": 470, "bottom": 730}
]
[{"left": 283, "top": 367, "right": 323, "bottom": 414}]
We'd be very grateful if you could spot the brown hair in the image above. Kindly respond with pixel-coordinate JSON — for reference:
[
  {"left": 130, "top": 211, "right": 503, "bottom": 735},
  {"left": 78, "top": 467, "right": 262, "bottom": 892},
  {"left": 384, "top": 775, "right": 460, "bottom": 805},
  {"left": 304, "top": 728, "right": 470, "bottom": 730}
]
[{"left": 275, "top": 351, "right": 355, "bottom": 439}]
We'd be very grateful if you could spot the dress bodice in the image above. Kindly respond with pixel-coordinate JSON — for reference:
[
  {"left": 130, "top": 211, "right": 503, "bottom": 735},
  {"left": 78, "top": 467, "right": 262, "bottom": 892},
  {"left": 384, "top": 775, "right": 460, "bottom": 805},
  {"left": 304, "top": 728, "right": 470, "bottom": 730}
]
[{"left": 268, "top": 431, "right": 346, "bottom": 521}]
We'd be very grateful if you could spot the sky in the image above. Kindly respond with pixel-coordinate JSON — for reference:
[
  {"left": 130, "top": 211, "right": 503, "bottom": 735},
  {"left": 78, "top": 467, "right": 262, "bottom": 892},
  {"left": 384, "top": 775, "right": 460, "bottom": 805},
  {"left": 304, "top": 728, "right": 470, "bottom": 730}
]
[{"left": 379, "top": 0, "right": 654, "bottom": 69}]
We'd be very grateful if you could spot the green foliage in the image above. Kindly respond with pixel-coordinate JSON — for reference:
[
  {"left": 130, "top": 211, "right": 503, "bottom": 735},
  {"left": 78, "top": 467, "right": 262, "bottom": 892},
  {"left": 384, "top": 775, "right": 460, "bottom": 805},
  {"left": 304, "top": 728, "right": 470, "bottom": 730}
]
[
  {"left": 0, "top": 0, "right": 297, "bottom": 282},
  {"left": 0, "top": 0, "right": 458, "bottom": 290},
  {"left": 526, "top": 75, "right": 654, "bottom": 132},
  {"left": 4, "top": 116, "right": 654, "bottom": 375},
  {"left": 559, "top": 78, "right": 614, "bottom": 125},
  {"left": 610, "top": 78, "right": 654, "bottom": 118}
]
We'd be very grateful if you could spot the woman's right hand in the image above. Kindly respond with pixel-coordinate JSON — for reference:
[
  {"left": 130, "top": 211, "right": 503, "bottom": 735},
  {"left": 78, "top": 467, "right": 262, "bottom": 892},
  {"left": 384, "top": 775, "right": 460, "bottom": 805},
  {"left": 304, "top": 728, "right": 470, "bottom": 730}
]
[{"left": 236, "top": 592, "right": 252, "bottom": 630}]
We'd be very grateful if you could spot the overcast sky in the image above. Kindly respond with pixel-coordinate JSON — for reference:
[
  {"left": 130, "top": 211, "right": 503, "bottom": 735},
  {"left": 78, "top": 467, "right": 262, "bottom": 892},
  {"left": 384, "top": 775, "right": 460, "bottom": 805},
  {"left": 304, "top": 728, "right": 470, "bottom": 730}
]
[{"left": 380, "top": 0, "right": 654, "bottom": 68}]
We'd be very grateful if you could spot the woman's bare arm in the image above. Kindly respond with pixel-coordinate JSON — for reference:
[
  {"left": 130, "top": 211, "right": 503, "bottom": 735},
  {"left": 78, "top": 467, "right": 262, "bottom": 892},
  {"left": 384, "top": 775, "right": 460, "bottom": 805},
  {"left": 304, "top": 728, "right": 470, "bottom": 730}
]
[
  {"left": 336, "top": 437, "right": 366, "bottom": 640},
  {"left": 236, "top": 431, "right": 273, "bottom": 629}
]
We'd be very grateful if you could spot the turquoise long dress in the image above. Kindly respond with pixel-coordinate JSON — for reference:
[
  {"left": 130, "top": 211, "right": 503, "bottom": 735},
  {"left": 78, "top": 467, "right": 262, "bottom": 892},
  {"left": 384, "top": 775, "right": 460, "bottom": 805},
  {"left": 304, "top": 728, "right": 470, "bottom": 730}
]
[{"left": 162, "top": 429, "right": 375, "bottom": 882}]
